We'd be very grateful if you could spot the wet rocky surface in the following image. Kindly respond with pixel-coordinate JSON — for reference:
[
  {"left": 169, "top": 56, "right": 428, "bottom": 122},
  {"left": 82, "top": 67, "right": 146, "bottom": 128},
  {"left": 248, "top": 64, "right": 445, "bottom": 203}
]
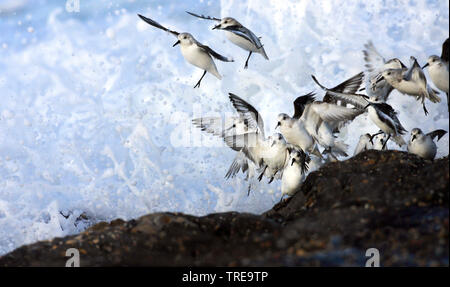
[{"left": 0, "top": 150, "right": 448, "bottom": 266}]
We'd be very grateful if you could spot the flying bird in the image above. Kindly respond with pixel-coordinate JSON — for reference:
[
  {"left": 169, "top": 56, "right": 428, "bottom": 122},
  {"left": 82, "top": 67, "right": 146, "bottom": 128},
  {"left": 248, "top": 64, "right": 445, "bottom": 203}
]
[
  {"left": 362, "top": 41, "right": 407, "bottom": 101},
  {"left": 187, "top": 11, "right": 268, "bottom": 69},
  {"left": 380, "top": 56, "right": 440, "bottom": 115},
  {"left": 137, "top": 14, "right": 233, "bottom": 88},
  {"left": 312, "top": 75, "right": 406, "bottom": 149}
]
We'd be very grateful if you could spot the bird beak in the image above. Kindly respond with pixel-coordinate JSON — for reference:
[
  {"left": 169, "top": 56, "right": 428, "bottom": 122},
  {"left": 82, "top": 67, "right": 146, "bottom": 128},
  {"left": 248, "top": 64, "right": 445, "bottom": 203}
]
[
  {"left": 173, "top": 40, "right": 180, "bottom": 47},
  {"left": 375, "top": 76, "right": 384, "bottom": 84},
  {"left": 364, "top": 104, "right": 370, "bottom": 110},
  {"left": 411, "top": 135, "right": 416, "bottom": 142},
  {"left": 291, "top": 158, "right": 296, "bottom": 166},
  {"left": 271, "top": 141, "right": 276, "bottom": 147},
  {"left": 212, "top": 24, "right": 221, "bottom": 30},
  {"left": 422, "top": 63, "right": 429, "bottom": 69},
  {"left": 275, "top": 122, "right": 280, "bottom": 129}
]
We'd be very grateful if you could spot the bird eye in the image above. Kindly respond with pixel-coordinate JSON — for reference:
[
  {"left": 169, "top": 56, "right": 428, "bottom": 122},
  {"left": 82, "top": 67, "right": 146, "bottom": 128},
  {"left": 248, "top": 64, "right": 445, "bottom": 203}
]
[{"left": 387, "top": 72, "right": 391, "bottom": 75}]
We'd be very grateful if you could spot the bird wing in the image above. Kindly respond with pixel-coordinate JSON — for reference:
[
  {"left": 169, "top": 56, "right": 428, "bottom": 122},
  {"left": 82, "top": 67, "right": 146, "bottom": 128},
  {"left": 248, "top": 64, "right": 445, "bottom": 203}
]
[
  {"left": 311, "top": 75, "right": 369, "bottom": 109},
  {"left": 331, "top": 72, "right": 364, "bottom": 94},
  {"left": 362, "top": 42, "right": 397, "bottom": 100},
  {"left": 323, "top": 72, "right": 364, "bottom": 104},
  {"left": 293, "top": 92, "right": 316, "bottom": 119},
  {"left": 427, "top": 129, "right": 447, "bottom": 141},
  {"left": 186, "top": 11, "right": 221, "bottom": 21},
  {"left": 310, "top": 102, "right": 364, "bottom": 123},
  {"left": 192, "top": 116, "right": 240, "bottom": 138},
  {"left": 229, "top": 93, "right": 265, "bottom": 138},
  {"left": 137, "top": 14, "right": 179, "bottom": 36},
  {"left": 197, "top": 42, "right": 234, "bottom": 62},
  {"left": 442, "top": 38, "right": 449, "bottom": 63},
  {"left": 225, "top": 151, "right": 248, "bottom": 179},
  {"left": 223, "top": 25, "right": 264, "bottom": 49},
  {"left": 223, "top": 133, "right": 264, "bottom": 166}
]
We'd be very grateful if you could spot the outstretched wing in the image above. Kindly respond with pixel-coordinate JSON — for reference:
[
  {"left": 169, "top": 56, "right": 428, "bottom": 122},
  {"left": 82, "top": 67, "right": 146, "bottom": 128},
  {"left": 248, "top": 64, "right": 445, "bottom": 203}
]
[
  {"left": 427, "top": 129, "right": 447, "bottom": 141},
  {"left": 223, "top": 25, "right": 263, "bottom": 49},
  {"left": 228, "top": 93, "right": 265, "bottom": 138},
  {"left": 323, "top": 72, "right": 364, "bottom": 104},
  {"left": 223, "top": 133, "right": 263, "bottom": 166},
  {"left": 197, "top": 42, "right": 234, "bottom": 62},
  {"left": 293, "top": 92, "right": 316, "bottom": 119},
  {"left": 310, "top": 102, "right": 364, "bottom": 123},
  {"left": 311, "top": 74, "right": 369, "bottom": 109},
  {"left": 186, "top": 11, "right": 221, "bottom": 21},
  {"left": 137, "top": 14, "right": 179, "bottom": 36},
  {"left": 192, "top": 117, "right": 240, "bottom": 138},
  {"left": 442, "top": 38, "right": 449, "bottom": 63}
]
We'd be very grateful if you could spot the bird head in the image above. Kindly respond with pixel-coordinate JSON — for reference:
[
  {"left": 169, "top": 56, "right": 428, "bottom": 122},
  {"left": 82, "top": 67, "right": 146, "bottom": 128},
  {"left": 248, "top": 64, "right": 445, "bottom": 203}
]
[
  {"left": 213, "top": 17, "right": 240, "bottom": 30},
  {"left": 174, "top": 33, "right": 194, "bottom": 47},
  {"left": 410, "top": 128, "right": 423, "bottom": 142}
]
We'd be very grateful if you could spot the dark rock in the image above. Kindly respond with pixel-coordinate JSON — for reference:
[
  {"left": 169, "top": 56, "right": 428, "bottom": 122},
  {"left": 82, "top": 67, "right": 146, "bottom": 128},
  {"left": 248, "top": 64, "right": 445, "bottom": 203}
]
[{"left": 0, "top": 150, "right": 448, "bottom": 266}]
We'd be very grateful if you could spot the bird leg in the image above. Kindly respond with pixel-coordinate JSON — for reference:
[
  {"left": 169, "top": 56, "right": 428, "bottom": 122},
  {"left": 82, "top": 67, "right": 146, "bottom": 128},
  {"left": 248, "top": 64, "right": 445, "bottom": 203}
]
[
  {"left": 422, "top": 102, "right": 429, "bottom": 116},
  {"left": 247, "top": 183, "right": 252, "bottom": 196},
  {"left": 369, "top": 131, "right": 383, "bottom": 144},
  {"left": 382, "top": 134, "right": 391, "bottom": 150},
  {"left": 244, "top": 51, "right": 253, "bottom": 69},
  {"left": 194, "top": 70, "right": 207, "bottom": 88},
  {"left": 257, "top": 165, "right": 267, "bottom": 182}
]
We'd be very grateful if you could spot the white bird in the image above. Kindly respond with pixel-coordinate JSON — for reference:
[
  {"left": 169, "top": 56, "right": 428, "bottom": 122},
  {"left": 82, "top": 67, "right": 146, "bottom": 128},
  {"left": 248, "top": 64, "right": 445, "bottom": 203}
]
[
  {"left": 407, "top": 128, "right": 447, "bottom": 160},
  {"left": 362, "top": 41, "right": 407, "bottom": 101},
  {"left": 380, "top": 56, "right": 441, "bottom": 115},
  {"left": 281, "top": 149, "right": 310, "bottom": 198},
  {"left": 187, "top": 11, "right": 268, "bottom": 69},
  {"left": 299, "top": 80, "right": 364, "bottom": 156},
  {"left": 276, "top": 112, "right": 321, "bottom": 157},
  {"left": 312, "top": 76, "right": 407, "bottom": 149},
  {"left": 423, "top": 38, "right": 449, "bottom": 110},
  {"left": 137, "top": 14, "right": 233, "bottom": 88},
  {"left": 225, "top": 93, "right": 305, "bottom": 184},
  {"left": 372, "top": 132, "right": 388, "bottom": 151},
  {"left": 354, "top": 133, "right": 373, "bottom": 156}
]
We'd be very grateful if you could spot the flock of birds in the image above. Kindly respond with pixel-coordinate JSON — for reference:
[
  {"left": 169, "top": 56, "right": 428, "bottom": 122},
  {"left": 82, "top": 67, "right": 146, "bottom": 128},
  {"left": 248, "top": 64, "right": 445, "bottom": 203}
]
[{"left": 137, "top": 12, "right": 449, "bottom": 199}]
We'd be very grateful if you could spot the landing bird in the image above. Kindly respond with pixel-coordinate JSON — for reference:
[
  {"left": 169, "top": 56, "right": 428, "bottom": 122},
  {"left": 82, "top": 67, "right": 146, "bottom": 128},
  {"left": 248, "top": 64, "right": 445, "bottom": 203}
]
[
  {"left": 362, "top": 41, "right": 407, "bottom": 101},
  {"left": 423, "top": 38, "right": 449, "bottom": 110},
  {"left": 380, "top": 56, "right": 440, "bottom": 115},
  {"left": 186, "top": 11, "right": 268, "bottom": 69},
  {"left": 276, "top": 112, "right": 320, "bottom": 158},
  {"left": 407, "top": 128, "right": 447, "bottom": 160},
  {"left": 225, "top": 93, "right": 300, "bottom": 185},
  {"left": 289, "top": 91, "right": 363, "bottom": 157},
  {"left": 281, "top": 149, "right": 310, "bottom": 198},
  {"left": 137, "top": 14, "right": 233, "bottom": 88},
  {"left": 312, "top": 75, "right": 406, "bottom": 149}
]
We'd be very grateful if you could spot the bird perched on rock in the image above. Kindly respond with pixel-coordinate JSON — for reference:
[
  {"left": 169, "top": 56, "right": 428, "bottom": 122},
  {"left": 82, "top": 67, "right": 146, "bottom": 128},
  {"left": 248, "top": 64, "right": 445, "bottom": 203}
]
[
  {"left": 407, "top": 128, "right": 447, "bottom": 160},
  {"left": 423, "top": 38, "right": 449, "bottom": 110}
]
